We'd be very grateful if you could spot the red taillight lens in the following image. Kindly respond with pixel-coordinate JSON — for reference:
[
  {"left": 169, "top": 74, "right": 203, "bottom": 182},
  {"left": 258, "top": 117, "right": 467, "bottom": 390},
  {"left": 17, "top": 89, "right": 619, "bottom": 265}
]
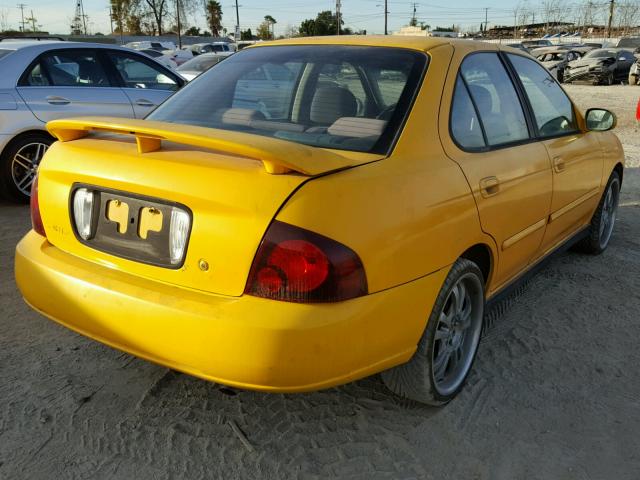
[
  {"left": 30, "top": 175, "right": 46, "bottom": 237},
  {"left": 245, "top": 221, "right": 367, "bottom": 303}
]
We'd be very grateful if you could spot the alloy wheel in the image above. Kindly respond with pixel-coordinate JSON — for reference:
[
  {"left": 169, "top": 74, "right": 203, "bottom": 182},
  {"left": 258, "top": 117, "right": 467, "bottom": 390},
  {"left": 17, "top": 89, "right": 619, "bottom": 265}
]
[
  {"left": 598, "top": 178, "right": 620, "bottom": 249},
  {"left": 11, "top": 142, "right": 49, "bottom": 196},
  {"left": 431, "top": 272, "right": 484, "bottom": 397}
]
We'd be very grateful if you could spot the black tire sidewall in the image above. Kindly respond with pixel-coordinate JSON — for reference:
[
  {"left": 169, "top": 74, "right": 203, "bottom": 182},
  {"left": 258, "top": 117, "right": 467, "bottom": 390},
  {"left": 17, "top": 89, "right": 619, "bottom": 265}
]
[{"left": 0, "top": 132, "right": 53, "bottom": 203}]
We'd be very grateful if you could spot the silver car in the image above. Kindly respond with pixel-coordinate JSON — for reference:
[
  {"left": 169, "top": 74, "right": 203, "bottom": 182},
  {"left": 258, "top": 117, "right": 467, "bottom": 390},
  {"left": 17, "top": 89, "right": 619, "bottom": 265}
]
[{"left": 0, "top": 39, "right": 185, "bottom": 202}]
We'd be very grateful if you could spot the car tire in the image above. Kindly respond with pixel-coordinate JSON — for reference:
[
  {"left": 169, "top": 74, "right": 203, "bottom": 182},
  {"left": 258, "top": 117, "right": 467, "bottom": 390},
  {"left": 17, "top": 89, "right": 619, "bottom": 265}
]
[
  {"left": 0, "top": 132, "right": 53, "bottom": 203},
  {"left": 574, "top": 171, "right": 621, "bottom": 255},
  {"left": 607, "top": 72, "right": 615, "bottom": 85},
  {"left": 381, "top": 258, "right": 485, "bottom": 406}
]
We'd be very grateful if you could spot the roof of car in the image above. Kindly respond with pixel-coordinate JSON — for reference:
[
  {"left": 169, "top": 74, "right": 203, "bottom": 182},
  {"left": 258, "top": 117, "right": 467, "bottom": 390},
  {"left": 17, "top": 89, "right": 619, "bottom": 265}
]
[{"left": 258, "top": 35, "right": 457, "bottom": 52}]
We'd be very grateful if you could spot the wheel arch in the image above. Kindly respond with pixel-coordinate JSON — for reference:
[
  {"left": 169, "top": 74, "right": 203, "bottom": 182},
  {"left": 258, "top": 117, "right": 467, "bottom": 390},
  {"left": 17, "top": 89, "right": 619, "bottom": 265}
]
[
  {"left": 0, "top": 129, "right": 54, "bottom": 160},
  {"left": 613, "top": 162, "right": 624, "bottom": 185},
  {"left": 460, "top": 243, "right": 493, "bottom": 287}
]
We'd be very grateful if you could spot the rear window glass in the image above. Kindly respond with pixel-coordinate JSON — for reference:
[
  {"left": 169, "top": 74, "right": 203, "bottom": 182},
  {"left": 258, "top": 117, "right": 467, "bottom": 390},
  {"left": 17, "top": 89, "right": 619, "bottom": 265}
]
[{"left": 149, "top": 45, "right": 427, "bottom": 154}]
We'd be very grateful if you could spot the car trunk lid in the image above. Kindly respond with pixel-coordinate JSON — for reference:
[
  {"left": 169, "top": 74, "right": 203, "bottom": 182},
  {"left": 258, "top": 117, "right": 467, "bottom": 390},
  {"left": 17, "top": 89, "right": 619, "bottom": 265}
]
[{"left": 38, "top": 117, "right": 382, "bottom": 296}]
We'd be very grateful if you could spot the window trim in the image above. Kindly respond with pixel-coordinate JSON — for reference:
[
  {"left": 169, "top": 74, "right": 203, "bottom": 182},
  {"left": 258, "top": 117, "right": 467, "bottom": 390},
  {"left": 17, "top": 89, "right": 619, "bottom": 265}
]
[
  {"left": 450, "top": 51, "right": 535, "bottom": 153},
  {"left": 449, "top": 50, "right": 584, "bottom": 155},
  {"left": 502, "top": 51, "right": 581, "bottom": 141}
]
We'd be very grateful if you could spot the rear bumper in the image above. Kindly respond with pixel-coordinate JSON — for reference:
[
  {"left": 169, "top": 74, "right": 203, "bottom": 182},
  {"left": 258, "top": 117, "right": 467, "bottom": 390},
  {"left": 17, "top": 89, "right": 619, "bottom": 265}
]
[{"left": 15, "top": 231, "right": 448, "bottom": 392}]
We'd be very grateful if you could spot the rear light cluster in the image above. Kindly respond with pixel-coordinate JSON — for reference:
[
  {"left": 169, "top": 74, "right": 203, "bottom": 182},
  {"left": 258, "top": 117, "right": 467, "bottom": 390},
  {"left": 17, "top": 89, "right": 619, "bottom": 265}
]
[
  {"left": 30, "top": 176, "right": 46, "bottom": 237},
  {"left": 245, "top": 221, "right": 367, "bottom": 303}
]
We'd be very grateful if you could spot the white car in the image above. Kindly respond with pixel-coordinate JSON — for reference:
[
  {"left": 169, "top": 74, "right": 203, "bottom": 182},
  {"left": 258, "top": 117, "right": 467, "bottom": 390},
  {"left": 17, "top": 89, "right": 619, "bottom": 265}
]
[
  {"left": 176, "top": 53, "right": 228, "bottom": 81},
  {"left": 0, "top": 40, "right": 185, "bottom": 202},
  {"left": 140, "top": 48, "right": 178, "bottom": 70},
  {"left": 125, "top": 40, "right": 177, "bottom": 52}
]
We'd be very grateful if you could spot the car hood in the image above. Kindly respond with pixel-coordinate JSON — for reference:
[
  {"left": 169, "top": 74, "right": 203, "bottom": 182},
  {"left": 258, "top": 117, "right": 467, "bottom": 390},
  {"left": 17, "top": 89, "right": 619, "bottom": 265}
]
[{"left": 568, "top": 56, "right": 614, "bottom": 68}]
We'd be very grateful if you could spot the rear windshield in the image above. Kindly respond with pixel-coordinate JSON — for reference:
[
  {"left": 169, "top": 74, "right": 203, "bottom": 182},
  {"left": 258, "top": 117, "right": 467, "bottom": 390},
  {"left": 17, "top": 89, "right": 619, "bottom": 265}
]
[
  {"left": 149, "top": 45, "right": 427, "bottom": 154},
  {"left": 0, "top": 49, "right": 14, "bottom": 60}
]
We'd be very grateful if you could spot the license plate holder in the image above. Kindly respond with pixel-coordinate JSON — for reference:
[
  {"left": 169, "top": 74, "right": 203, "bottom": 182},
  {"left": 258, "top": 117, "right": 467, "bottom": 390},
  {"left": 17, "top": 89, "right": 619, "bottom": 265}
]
[{"left": 71, "top": 185, "right": 191, "bottom": 269}]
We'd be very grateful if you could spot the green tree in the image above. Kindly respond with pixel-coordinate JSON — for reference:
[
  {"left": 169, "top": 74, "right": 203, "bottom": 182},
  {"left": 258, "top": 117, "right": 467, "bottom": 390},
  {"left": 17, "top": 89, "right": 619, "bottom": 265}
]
[
  {"left": 206, "top": 0, "right": 222, "bottom": 37},
  {"left": 298, "top": 10, "right": 350, "bottom": 36},
  {"left": 240, "top": 28, "right": 253, "bottom": 40},
  {"left": 184, "top": 25, "right": 200, "bottom": 35}
]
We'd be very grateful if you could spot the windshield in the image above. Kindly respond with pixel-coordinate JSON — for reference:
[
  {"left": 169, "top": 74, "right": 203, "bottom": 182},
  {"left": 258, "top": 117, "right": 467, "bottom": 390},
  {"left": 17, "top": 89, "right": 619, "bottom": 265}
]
[
  {"left": 0, "top": 49, "right": 13, "bottom": 60},
  {"left": 177, "top": 54, "right": 225, "bottom": 72},
  {"left": 585, "top": 49, "right": 617, "bottom": 58},
  {"left": 149, "top": 45, "right": 427, "bottom": 154}
]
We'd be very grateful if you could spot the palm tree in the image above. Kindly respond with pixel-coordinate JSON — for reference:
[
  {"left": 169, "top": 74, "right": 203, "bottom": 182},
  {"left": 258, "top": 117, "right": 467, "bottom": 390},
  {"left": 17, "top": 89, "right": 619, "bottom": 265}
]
[
  {"left": 206, "top": 0, "right": 222, "bottom": 37},
  {"left": 264, "top": 14, "right": 277, "bottom": 39}
]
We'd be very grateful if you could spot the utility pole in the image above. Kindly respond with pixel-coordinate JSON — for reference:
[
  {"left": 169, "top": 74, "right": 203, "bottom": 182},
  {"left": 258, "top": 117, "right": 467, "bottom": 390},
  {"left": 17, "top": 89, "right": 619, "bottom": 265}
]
[
  {"left": 484, "top": 7, "right": 489, "bottom": 32},
  {"left": 411, "top": 2, "right": 417, "bottom": 26},
  {"left": 384, "top": 0, "right": 388, "bottom": 35},
  {"left": 176, "top": 0, "right": 181, "bottom": 48},
  {"left": 108, "top": 6, "right": 113, "bottom": 34},
  {"left": 336, "top": 0, "right": 341, "bottom": 35},
  {"left": 235, "top": 0, "right": 240, "bottom": 41},
  {"left": 17, "top": 3, "right": 26, "bottom": 32},
  {"left": 606, "top": 0, "right": 615, "bottom": 38}
]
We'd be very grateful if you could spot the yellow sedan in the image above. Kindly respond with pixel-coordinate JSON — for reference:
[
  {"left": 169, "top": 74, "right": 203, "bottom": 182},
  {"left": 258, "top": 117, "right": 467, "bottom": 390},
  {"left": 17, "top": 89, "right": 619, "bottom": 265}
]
[{"left": 15, "top": 36, "right": 624, "bottom": 405}]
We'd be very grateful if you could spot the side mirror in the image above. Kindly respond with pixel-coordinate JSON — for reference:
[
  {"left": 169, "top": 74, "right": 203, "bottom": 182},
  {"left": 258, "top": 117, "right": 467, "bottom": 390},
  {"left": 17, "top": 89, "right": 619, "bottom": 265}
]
[{"left": 586, "top": 108, "right": 616, "bottom": 131}]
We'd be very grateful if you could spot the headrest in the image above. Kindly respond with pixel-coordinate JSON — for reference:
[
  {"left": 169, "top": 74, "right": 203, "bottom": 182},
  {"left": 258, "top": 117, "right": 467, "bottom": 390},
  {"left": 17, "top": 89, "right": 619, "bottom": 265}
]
[
  {"left": 310, "top": 86, "right": 358, "bottom": 124},
  {"left": 327, "top": 117, "right": 387, "bottom": 138}
]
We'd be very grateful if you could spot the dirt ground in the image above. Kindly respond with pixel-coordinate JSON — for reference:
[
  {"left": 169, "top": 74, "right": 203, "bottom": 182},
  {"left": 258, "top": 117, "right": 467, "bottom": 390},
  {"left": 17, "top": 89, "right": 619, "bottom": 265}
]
[{"left": 1, "top": 85, "right": 639, "bottom": 480}]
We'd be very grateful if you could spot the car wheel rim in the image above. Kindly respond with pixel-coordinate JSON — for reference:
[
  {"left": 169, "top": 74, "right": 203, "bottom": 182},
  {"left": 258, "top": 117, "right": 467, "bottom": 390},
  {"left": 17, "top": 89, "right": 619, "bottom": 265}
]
[
  {"left": 11, "top": 142, "right": 49, "bottom": 196},
  {"left": 598, "top": 178, "right": 620, "bottom": 249},
  {"left": 431, "top": 273, "right": 484, "bottom": 397}
]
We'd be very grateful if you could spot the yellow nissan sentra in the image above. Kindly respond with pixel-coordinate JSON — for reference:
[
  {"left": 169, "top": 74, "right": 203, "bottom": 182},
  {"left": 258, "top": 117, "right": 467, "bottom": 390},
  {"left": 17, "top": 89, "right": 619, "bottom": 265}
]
[{"left": 15, "top": 36, "right": 624, "bottom": 405}]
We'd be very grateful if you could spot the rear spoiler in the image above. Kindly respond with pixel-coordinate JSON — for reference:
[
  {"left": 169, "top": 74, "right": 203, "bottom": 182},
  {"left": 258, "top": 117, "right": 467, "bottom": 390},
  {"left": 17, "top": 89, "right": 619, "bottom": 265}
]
[{"left": 46, "top": 117, "right": 378, "bottom": 176}]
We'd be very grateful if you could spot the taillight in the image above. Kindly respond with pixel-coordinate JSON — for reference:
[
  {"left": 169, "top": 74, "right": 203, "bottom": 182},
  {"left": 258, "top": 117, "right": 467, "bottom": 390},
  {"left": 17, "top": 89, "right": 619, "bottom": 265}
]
[
  {"left": 30, "top": 175, "right": 46, "bottom": 237},
  {"left": 245, "top": 221, "right": 367, "bottom": 303}
]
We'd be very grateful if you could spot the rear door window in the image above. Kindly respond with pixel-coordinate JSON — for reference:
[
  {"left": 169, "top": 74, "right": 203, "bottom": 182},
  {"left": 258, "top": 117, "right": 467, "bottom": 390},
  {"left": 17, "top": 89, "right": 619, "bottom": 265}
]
[
  {"left": 507, "top": 54, "right": 578, "bottom": 138},
  {"left": 22, "top": 50, "right": 111, "bottom": 87},
  {"left": 460, "top": 53, "right": 529, "bottom": 147}
]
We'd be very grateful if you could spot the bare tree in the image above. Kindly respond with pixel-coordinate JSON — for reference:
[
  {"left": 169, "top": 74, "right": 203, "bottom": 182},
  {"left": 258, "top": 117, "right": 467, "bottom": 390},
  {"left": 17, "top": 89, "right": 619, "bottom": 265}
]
[
  {"left": 0, "top": 7, "right": 10, "bottom": 32},
  {"left": 615, "top": 0, "right": 640, "bottom": 35}
]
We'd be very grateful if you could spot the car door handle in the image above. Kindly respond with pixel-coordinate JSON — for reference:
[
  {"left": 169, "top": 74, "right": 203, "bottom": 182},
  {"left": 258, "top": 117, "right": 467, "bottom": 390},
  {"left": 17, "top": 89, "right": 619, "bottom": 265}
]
[
  {"left": 46, "top": 96, "right": 70, "bottom": 105},
  {"left": 553, "top": 156, "right": 566, "bottom": 173},
  {"left": 135, "top": 99, "right": 155, "bottom": 107},
  {"left": 479, "top": 176, "right": 500, "bottom": 197}
]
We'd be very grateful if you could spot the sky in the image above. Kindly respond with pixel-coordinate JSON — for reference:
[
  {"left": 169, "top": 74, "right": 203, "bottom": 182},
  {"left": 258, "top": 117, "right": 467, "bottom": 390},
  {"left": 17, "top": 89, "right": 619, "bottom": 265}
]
[{"left": 0, "top": 0, "right": 575, "bottom": 37}]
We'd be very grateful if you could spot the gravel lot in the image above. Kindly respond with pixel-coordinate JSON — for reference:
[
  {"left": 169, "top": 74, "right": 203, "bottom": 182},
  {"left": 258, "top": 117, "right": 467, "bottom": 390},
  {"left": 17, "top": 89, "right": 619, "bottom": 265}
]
[{"left": 1, "top": 85, "right": 639, "bottom": 480}]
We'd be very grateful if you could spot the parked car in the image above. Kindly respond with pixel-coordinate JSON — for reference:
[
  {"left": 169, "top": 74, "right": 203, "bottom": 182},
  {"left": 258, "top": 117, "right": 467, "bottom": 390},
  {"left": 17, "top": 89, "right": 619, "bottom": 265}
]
[
  {"left": 564, "top": 48, "right": 636, "bottom": 84},
  {"left": 616, "top": 37, "right": 640, "bottom": 50},
  {"left": 125, "top": 41, "right": 176, "bottom": 52},
  {"left": 16, "top": 38, "right": 624, "bottom": 406},
  {"left": 139, "top": 48, "right": 178, "bottom": 70},
  {"left": 176, "top": 53, "right": 227, "bottom": 81},
  {"left": 166, "top": 48, "right": 193, "bottom": 66},
  {"left": 630, "top": 57, "right": 640, "bottom": 85},
  {"left": 186, "top": 42, "right": 234, "bottom": 56},
  {"left": 535, "top": 47, "right": 591, "bottom": 82},
  {"left": 521, "top": 39, "right": 553, "bottom": 49},
  {"left": 0, "top": 40, "right": 185, "bottom": 202}
]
